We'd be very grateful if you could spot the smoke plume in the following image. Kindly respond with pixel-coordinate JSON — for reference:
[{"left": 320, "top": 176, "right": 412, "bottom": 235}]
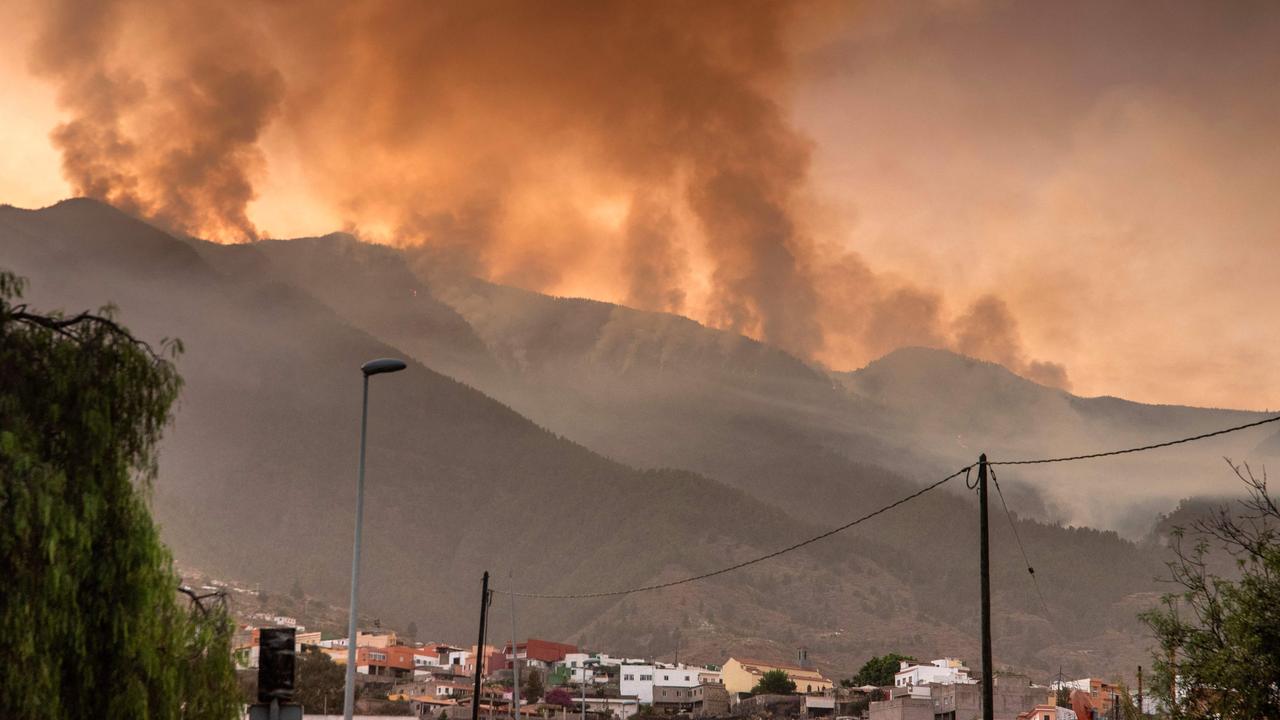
[
  {"left": 26, "top": 0, "right": 1068, "bottom": 386},
  {"left": 30, "top": 0, "right": 283, "bottom": 241}
]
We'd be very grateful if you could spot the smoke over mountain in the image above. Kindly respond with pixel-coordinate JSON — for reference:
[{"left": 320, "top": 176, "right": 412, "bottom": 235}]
[{"left": 26, "top": 0, "right": 1066, "bottom": 384}]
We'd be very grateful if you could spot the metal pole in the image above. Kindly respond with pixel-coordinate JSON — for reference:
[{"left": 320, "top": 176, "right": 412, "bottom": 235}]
[
  {"left": 582, "top": 665, "right": 587, "bottom": 720},
  {"left": 343, "top": 374, "right": 371, "bottom": 720},
  {"left": 473, "top": 572, "right": 491, "bottom": 720},
  {"left": 511, "top": 574, "right": 521, "bottom": 720},
  {"left": 978, "top": 454, "right": 993, "bottom": 720}
]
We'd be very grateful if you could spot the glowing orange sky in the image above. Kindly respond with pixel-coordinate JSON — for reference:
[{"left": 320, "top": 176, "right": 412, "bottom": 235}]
[{"left": 1, "top": 1, "right": 1277, "bottom": 411}]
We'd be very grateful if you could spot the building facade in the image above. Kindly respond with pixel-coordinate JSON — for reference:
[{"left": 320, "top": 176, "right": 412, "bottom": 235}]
[{"left": 722, "top": 657, "right": 832, "bottom": 695}]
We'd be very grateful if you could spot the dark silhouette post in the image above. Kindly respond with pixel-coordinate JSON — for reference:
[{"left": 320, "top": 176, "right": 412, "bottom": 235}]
[
  {"left": 472, "top": 571, "right": 490, "bottom": 720},
  {"left": 978, "top": 454, "right": 993, "bottom": 720}
]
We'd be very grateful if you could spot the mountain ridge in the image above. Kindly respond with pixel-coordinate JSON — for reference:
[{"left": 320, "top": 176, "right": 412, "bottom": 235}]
[{"left": 5, "top": 197, "right": 1274, "bottom": 681}]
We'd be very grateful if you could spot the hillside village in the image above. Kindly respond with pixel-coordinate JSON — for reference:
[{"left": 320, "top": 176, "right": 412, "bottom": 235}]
[{"left": 219, "top": 565, "right": 1150, "bottom": 720}]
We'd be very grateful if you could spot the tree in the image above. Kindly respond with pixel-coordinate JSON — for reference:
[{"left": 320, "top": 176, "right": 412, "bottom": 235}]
[
  {"left": 524, "top": 668, "right": 545, "bottom": 702},
  {"left": 752, "top": 669, "right": 797, "bottom": 695},
  {"left": 1055, "top": 685, "right": 1072, "bottom": 708},
  {"left": 0, "top": 271, "right": 238, "bottom": 718},
  {"left": 850, "top": 653, "right": 913, "bottom": 688},
  {"left": 406, "top": 621, "right": 418, "bottom": 642},
  {"left": 545, "top": 688, "right": 575, "bottom": 707},
  {"left": 291, "top": 578, "right": 305, "bottom": 600},
  {"left": 294, "top": 647, "right": 345, "bottom": 713},
  {"left": 1141, "top": 461, "right": 1280, "bottom": 720}
]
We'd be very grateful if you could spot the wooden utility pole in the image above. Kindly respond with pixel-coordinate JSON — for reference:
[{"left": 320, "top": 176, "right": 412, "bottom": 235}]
[
  {"left": 472, "top": 572, "right": 490, "bottom": 720},
  {"left": 978, "top": 454, "right": 993, "bottom": 720}
]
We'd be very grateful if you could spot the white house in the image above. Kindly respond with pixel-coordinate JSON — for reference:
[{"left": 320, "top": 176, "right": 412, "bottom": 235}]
[
  {"left": 894, "top": 658, "right": 975, "bottom": 688},
  {"left": 621, "top": 664, "right": 657, "bottom": 703},
  {"left": 559, "top": 653, "right": 615, "bottom": 684},
  {"left": 621, "top": 664, "right": 705, "bottom": 704}
]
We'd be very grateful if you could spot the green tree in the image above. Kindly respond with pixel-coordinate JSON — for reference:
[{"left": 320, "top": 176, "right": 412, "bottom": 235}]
[
  {"left": 1055, "top": 685, "right": 1072, "bottom": 708},
  {"left": 850, "top": 653, "right": 913, "bottom": 688},
  {"left": 1141, "top": 461, "right": 1280, "bottom": 720},
  {"left": 524, "top": 667, "right": 545, "bottom": 702},
  {"left": 291, "top": 578, "right": 305, "bottom": 600},
  {"left": 0, "top": 271, "right": 238, "bottom": 718},
  {"left": 406, "top": 620, "right": 418, "bottom": 642},
  {"left": 752, "top": 669, "right": 797, "bottom": 695},
  {"left": 294, "top": 647, "right": 345, "bottom": 713}
]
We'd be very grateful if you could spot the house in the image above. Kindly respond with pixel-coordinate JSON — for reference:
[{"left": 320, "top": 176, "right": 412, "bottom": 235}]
[
  {"left": 504, "top": 639, "right": 578, "bottom": 671},
  {"left": 722, "top": 657, "right": 832, "bottom": 695},
  {"left": 1018, "top": 704, "right": 1078, "bottom": 720},
  {"left": 653, "top": 684, "right": 700, "bottom": 712},
  {"left": 557, "top": 653, "right": 627, "bottom": 684},
  {"left": 1049, "top": 678, "right": 1122, "bottom": 717},
  {"left": 895, "top": 658, "right": 975, "bottom": 688},
  {"left": 694, "top": 683, "right": 731, "bottom": 716},
  {"left": 468, "top": 644, "right": 505, "bottom": 675},
  {"left": 903, "top": 674, "right": 1047, "bottom": 720},
  {"left": 802, "top": 694, "right": 836, "bottom": 717},
  {"left": 320, "top": 630, "right": 398, "bottom": 649},
  {"left": 295, "top": 630, "right": 322, "bottom": 647},
  {"left": 326, "top": 645, "right": 417, "bottom": 678},
  {"left": 870, "top": 695, "right": 936, "bottom": 720},
  {"left": 431, "top": 680, "right": 475, "bottom": 700},
  {"left": 620, "top": 664, "right": 706, "bottom": 704}
]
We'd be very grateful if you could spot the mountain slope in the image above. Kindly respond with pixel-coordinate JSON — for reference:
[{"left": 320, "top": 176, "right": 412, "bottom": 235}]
[
  {"left": 231, "top": 226, "right": 1209, "bottom": 677},
  {"left": 0, "top": 199, "right": 842, "bottom": 651},
  {"left": 8, "top": 199, "right": 1271, "bottom": 681}
]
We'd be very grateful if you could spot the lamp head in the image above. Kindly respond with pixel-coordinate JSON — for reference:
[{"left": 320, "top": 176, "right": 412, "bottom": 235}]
[{"left": 361, "top": 358, "right": 407, "bottom": 376}]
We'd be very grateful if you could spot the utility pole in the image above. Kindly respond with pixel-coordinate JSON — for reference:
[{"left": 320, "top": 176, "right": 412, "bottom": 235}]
[
  {"left": 581, "top": 665, "right": 588, "bottom": 720},
  {"left": 473, "top": 572, "right": 491, "bottom": 720},
  {"left": 511, "top": 572, "right": 521, "bottom": 720},
  {"left": 978, "top": 454, "right": 993, "bottom": 720}
]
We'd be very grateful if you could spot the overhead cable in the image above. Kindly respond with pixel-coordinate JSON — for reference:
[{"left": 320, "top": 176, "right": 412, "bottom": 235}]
[
  {"left": 495, "top": 413, "right": 1280, "bottom": 599},
  {"left": 491, "top": 465, "right": 975, "bottom": 599},
  {"left": 988, "top": 414, "right": 1280, "bottom": 466}
]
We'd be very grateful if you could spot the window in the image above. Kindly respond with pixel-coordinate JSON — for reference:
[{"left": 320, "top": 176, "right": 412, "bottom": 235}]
[
  {"left": 664, "top": 675, "right": 669, "bottom": 681},
  {"left": 624, "top": 674, "right": 634, "bottom": 681}
]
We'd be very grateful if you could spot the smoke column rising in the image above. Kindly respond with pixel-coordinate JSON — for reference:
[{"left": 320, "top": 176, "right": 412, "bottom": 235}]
[{"left": 25, "top": 0, "right": 1066, "bottom": 383}]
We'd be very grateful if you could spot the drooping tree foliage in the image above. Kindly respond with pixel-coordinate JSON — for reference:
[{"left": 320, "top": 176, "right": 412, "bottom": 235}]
[
  {"left": 0, "top": 271, "right": 238, "bottom": 719},
  {"left": 1141, "top": 460, "right": 1280, "bottom": 720}
]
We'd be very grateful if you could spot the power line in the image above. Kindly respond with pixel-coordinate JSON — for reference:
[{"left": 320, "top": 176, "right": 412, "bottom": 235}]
[
  {"left": 494, "top": 413, "right": 1280, "bottom": 599},
  {"left": 988, "top": 466, "right": 1052, "bottom": 617},
  {"left": 491, "top": 465, "right": 976, "bottom": 599},
  {"left": 988, "top": 414, "right": 1280, "bottom": 466}
]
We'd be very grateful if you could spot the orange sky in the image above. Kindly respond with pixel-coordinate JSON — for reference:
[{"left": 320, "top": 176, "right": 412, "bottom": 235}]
[{"left": 1, "top": 1, "right": 1277, "bottom": 411}]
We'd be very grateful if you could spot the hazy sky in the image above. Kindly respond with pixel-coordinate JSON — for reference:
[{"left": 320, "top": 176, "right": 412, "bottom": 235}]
[{"left": 1, "top": 0, "right": 1277, "bottom": 410}]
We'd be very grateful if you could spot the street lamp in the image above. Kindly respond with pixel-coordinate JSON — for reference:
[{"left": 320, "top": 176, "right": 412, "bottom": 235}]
[{"left": 343, "top": 358, "right": 407, "bottom": 720}]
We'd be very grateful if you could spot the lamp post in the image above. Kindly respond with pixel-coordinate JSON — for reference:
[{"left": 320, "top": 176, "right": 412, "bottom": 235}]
[{"left": 343, "top": 358, "right": 407, "bottom": 720}]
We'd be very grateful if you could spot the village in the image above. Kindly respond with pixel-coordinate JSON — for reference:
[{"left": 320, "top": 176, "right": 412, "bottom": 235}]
[{"left": 232, "top": 610, "right": 1148, "bottom": 720}]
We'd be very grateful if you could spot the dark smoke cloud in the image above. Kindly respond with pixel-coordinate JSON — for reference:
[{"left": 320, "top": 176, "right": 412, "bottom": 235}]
[
  {"left": 954, "top": 295, "right": 1071, "bottom": 390},
  {"left": 25, "top": 0, "right": 1068, "bottom": 386}
]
